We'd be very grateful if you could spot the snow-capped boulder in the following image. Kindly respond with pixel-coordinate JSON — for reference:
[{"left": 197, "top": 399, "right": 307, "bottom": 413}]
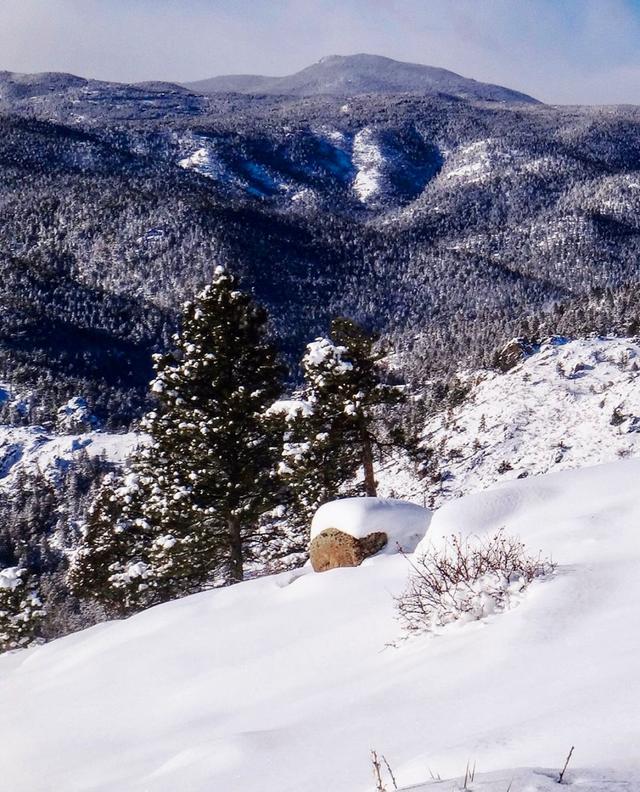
[{"left": 309, "top": 497, "right": 430, "bottom": 572}]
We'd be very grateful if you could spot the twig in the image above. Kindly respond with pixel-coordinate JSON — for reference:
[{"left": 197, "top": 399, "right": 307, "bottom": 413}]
[
  {"left": 558, "top": 746, "right": 574, "bottom": 784},
  {"left": 371, "top": 750, "right": 386, "bottom": 792},
  {"left": 382, "top": 755, "right": 398, "bottom": 791}
]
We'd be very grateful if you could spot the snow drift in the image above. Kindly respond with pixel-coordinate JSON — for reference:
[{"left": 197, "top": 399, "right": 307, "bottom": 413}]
[{"left": 3, "top": 458, "right": 640, "bottom": 790}]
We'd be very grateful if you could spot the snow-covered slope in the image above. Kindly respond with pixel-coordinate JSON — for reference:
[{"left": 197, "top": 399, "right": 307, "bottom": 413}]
[
  {"left": 184, "top": 54, "right": 538, "bottom": 104},
  {"left": 381, "top": 336, "right": 640, "bottom": 508},
  {"left": 350, "top": 127, "right": 440, "bottom": 207},
  {"left": 0, "top": 425, "right": 137, "bottom": 487},
  {"left": 440, "top": 138, "right": 562, "bottom": 186},
  {"left": 352, "top": 127, "right": 386, "bottom": 202},
  {"left": 0, "top": 386, "right": 137, "bottom": 486},
  {"left": 3, "top": 458, "right": 640, "bottom": 791}
]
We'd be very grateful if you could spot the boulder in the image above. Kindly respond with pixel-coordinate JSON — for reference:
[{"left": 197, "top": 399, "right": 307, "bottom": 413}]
[
  {"left": 494, "top": 337, "right": 537, "bottom": 372},
  {"left": 309, "top": 527, "right": 388, "bottom": 573},
  {"left": 308, "top": 497, "right": 430, "bottom": 573}
]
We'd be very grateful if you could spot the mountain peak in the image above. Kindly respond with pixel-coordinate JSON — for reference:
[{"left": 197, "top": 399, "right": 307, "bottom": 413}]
[{"left": 183, "top": 53, "right": 539, "bottom": 104}]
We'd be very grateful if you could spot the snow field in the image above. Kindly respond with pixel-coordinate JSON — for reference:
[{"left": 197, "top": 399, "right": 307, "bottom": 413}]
[{"left": 2, "top": 458, "right": 640, "bottom": 790}]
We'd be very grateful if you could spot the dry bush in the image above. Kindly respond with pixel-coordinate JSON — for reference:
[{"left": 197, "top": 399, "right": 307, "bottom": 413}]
[{"left": 397, "top": 529, "right": 555, "bottom": 634}]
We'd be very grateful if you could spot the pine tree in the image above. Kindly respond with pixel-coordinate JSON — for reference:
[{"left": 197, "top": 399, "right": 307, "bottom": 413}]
[
  {"left": 282, "top": 317, "right": 407, "bottom": 530},
  {"left": 0, "top": 567, "right": 44, "bottom": 652},
  {"left": 70, "top": 267, "right": 286, "bottom": 610},
  {"left": 68, "top": 473, "right": 154, "bottom": 615}
]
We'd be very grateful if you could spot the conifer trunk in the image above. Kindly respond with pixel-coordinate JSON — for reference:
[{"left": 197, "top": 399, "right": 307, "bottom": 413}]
[
  {"left": 228, "top": 516, "right": 244, "bottom": 583},
  {"left": 362, "top": 435, "right": 377, "bottom": 497}
]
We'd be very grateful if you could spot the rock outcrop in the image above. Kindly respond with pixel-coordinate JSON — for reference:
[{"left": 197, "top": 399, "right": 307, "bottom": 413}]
[{"left": 494, "top": 338, "right": 537, "bottom": 372}]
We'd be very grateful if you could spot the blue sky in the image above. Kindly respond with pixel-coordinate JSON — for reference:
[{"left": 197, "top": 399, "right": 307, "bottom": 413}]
[{"left": 1, "top": 0, "right": 639, "bottom": 103}]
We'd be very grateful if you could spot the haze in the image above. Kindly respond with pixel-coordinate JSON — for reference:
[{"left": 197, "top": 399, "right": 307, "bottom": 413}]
[{"left": 1, "top": 0, "right": 640, "bottom": 104}]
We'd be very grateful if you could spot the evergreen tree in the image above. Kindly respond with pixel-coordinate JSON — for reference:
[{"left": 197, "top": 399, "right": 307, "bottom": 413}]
[
  {"left": 0, "top": 567, "right": 44, "bottom": 652},
  {"left": 282, "top": 317, "right": 407, "bottom": 530},
  {"left": 68, "top": 473, "right": 154, "bottom": 615},
  {"left": 70, "top": 267, "right": 286, "bottom": 611}
]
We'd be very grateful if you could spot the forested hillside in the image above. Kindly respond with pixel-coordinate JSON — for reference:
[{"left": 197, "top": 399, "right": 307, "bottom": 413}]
[{"left": 1, "top": 72, "right": 640, "bottom": 425}]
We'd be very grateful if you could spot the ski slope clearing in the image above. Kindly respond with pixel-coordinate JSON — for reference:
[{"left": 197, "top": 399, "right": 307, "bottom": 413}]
[{"left": 2, "top": 458, "right": 640, "bottom": 791}]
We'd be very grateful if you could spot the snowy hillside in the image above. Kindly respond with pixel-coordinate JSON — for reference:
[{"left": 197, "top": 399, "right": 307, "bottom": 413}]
[
  {"left": 2, "top": 458, "right": 640, "bottom": 791},
  {"left": 183, "top": 54, "right": 538, "bottom": 103},
  {"left": 4, "top": 335, "right": 639, "bottom": 510},
  {"left": 0, "top": 386, "right": 136, "bottom": 487},
  {"left": 0, "top": 424, "right": 136, "bottom": 488},
  {"left": 381, "top": 336, "right": 640, "bottom": 508},
  {"left": 2, "top": 75, "right": 640, "bottom": 417}
]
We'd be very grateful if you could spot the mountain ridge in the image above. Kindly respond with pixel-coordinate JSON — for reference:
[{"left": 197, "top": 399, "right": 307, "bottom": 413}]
[
  {"left": 0, "top": 69, "right": 638, "bottom": 426},
  {"left": 182, "top": 53, "right": 540, "bottom": 103}
]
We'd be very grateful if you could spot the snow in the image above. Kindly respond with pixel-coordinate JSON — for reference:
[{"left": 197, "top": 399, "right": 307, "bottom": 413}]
[
  {"left": 0, "top": 425, "right": 138, "bottom": 487},
  {"left": 114, "top": 561, "right": 152, "bottom": 585},
  {"left": 441, "top": 139, "right": 563, "bottom": 186},
  {"left": 178, "top": 146, "right": 211, "bottom": 171},
  {"left": 3, "top": 458, "right": 640, "bottom": 790},
  {"left": 0, "top": 566, "right": 24, "bottom": 591},
  {"left": 379, "top": 336, "right": 640, "bottom": 508},
  {"left": 352, "top": 127, "right": 385, "bottom": 202},
  {"left": 404, "top": 767, "right": 640, "bottom": 791},
  {"left": 266, "top": 399, "right": 313, "bottom": 421},
  {"left": 290, "top": 187, "right": 316, "bottom": 204},
  {"left": 310, "top": 496, "right": 429, "bottom": 553},
  {"left": 303, "top": 337, "right": 353, "bottom": 375},
  {"left": 442, "top": 139, "right": 494, "bottom": 182},
  {"left": 56, "top": 396, "right": 98, "bottom": 432},
  {"left": 178, "top": 137, "right": 292, "bottom": 198},
  {"left": 177, "top": 142, "right": 229, "bottom": 183}
]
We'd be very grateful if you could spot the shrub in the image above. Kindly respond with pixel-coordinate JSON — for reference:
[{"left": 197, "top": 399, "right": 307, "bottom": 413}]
[{"left": 396, "top": 530, "right": 555, "bottom": 634}]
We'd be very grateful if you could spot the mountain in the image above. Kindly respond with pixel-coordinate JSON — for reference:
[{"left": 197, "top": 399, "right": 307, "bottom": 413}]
[
  {"left": 183, "top": 53, "right": 540, "bottom": 102},
  {"left": 0, "top": 68, "right": 638, "bottom": 428},
  {"left": 2, "top": 456, "right": 640, "bottom": 790},
  {"left": 0, "top": 70, "right": 206, "bottom": 121}
]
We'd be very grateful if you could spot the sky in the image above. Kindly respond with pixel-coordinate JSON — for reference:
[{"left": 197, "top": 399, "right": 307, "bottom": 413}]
[{"left": 1, "top": 0, "right": 639, "bottom": 104}]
